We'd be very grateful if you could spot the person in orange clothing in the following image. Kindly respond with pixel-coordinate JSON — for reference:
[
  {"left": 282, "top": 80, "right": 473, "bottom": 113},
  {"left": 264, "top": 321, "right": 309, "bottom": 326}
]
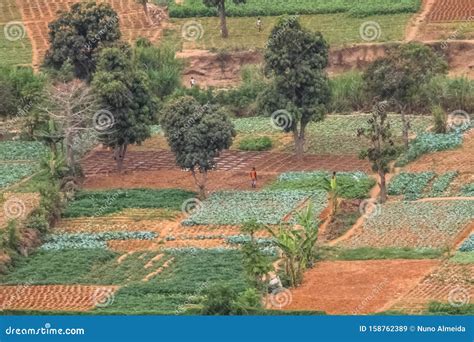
[{"left": 250, "top": 167, "right": 258, "bottom": 188}]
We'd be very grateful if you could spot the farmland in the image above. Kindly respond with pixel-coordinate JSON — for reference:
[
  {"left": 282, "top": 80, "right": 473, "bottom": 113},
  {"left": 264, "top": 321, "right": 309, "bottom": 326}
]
[{"left": 0, "top": 0, "right": 473, "bottom": 320}]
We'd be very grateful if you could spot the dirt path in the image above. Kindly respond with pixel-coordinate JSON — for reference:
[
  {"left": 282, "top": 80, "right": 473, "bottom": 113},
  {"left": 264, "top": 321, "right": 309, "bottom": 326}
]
[
  {"left": 281, "top": 259, "right": 440, "bottom": 314},
  {"left": 405, "top": 0, "right": 437, "bottom": 41}
]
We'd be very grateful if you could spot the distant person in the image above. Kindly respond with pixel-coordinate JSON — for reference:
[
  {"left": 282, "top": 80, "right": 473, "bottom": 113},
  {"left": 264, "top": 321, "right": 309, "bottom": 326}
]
[
  {"left": 331, "top": 171, "right": 337, "bottom": 190},
  {"left": 250, "top": 167, "right": 258, "bottom": 188},
  {"left": 190, "top": 76, "right": 196, "bottom": 87},
  {"left": 256, "top": 17, "right": 262, "bottom": 32}
]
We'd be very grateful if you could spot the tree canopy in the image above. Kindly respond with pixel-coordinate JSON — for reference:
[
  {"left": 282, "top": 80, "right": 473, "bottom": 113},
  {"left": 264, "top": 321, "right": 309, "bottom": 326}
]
[
  {"left": 44, "top": 2, "right": 121, "bottom": 80},
  {"left": 161, "top": 96, "right": 235, "bottom": 198}
]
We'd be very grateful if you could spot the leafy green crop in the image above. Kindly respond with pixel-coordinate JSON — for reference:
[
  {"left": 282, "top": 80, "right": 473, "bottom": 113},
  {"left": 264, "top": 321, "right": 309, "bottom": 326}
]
[
  {"left": 63, "top": 189, "right": 195, "bottom": 218},
  {"left": 182, "top": 190, "right": 327, "bottom": 225},
  {"left": 0, "top": 141, "right": 47, "bottom": 161},
  {"left": 0, "top": 163, "right": 38, "bottom": 189},
  {"left": 388, "top": 172, "right": 435, "bottom": 200},
  {"left": 168, "top": 0, "right": 421, "bottom": 18},
  {"left": 238, "top": 136, "right": 273, "bottom": 151}
]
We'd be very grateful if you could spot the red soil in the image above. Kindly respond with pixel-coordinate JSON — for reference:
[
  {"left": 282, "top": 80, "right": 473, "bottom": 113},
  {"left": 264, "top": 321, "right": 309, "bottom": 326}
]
[{"left": 281, "top": 259, "right": 440, "bottom": 314}]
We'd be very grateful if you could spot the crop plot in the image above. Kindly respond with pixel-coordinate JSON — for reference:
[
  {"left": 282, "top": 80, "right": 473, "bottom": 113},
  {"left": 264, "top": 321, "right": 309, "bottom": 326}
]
[
  {"left": 182, "top": 190, "right": 327, "bottom": 226},
  {"left": 0, "top": 285, "right": 119, "bottom": 312},
  {"left": 339, "top": 200, "right": 474, "bottom": 249},
  {"left": 390, "top": 261, "right": 474, "bottom": 314},
  {"left": 426, "top": 0, "right": 474, "bottom": 21}
]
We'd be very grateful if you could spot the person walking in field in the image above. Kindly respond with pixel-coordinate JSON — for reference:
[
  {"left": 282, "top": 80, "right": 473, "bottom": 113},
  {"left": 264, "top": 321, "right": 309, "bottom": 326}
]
[
  {"left": 250, "top": 167, "right": 258, "bottom": 188},
  {"left": 256, "top": 17, "right": 262, "bottom": 32},
  {"left": 190, "top": 76, "right": 196, "bottom": 87}
]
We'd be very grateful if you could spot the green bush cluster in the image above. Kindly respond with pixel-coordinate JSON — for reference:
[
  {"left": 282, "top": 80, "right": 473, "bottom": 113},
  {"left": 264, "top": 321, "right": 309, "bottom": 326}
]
[
  {"left": 168, "top": 0, "right": 421, "bottom": 18},
  {"left": 63, "top": 189, "right": 195, "bottom": 218},
  {"left": 238, "top": 136, "right": 272, "bottom": 151}
]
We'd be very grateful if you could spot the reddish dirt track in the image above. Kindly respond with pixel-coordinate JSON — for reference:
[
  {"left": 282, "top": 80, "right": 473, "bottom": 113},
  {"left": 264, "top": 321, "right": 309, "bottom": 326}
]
[
  {"left": 15, "top": 0, "right": 166, "bottom": 67},
  {"left": 281, "top": 259, "right": 440, "bottom": 314},
  {"left": 426, "top": 0, "right": 474, "bottom": 22},
  {"left": 81, "top": 149, "right": 371, "bottom": 177},
  {"left": 0, "top": 285, "right": 119, "bottom": 312}
]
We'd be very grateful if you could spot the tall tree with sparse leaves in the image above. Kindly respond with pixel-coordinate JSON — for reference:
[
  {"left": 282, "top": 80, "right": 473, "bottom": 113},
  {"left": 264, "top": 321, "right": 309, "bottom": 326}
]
[
  {"left": 260, "top": 16, "right": 331, "bottom": 158},
  {"left": 357, "top": 102, "right": 398, "bottom": 203},
  {"left": 92, "top": 46, "right": 156, "bottom": 172},
  {"left": 363, "top": 43, "right": 447, "bottom": 149},
  {"left": 161, "top": 96, "right": 235, "bottom": 199},
  {"left": 203, "top": 0, "right": 246, "bottom": 38}
]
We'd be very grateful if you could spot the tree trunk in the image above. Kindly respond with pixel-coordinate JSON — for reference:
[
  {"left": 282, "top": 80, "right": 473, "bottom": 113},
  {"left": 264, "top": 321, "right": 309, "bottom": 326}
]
[
  {"left": 378, "top": 169, "right": 387, "bottom": 203},
  {"left": 400, "top": 108, "right": 410, "bottom": 150},
  {"left": 115, "top": 144, "right": 128, "bottom": 173},
  {"left": 65, "top": 131, "right": 75, "bottom": 174},
  {"left": 191, "top": 168, "right": 208, "bottom": 199},
  {"left": 218, "top": 1, "right": 228, "bottom": 38},
  {"left": 293, "top": 127, "right": 305, "bottom": 160}
]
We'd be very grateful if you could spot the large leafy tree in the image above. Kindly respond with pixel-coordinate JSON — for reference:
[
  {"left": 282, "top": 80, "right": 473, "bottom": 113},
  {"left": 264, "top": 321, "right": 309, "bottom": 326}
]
[
  {"left": 363, "top": 43, "right": 447, "bottom": 149},
  {"left": 260, "top": 17, "right": 331, "bottom": 158},
  {"left": 357, "top": 102, "right": 398, "bottom": 203},
  {"left": 92, "top": 46, "right": 156, "bottom": 172},
  {"left": 161, "top": 96, "right": 235, "bottom": 199},
  {"left": 203, "top": 0, "right": 246, "bottom": 38},
  {"left": 44, "top": 2, "right": 121, "bottom": 80}
]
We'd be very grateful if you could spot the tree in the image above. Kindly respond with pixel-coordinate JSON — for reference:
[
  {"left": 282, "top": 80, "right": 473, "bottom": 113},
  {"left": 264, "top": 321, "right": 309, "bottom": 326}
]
[
  {"left": 37, "top": 80, "right": 98, "bottom": 175},
  {"left": 357, "top": 102, "right": 398, "bottom": 203},
  {"left": 363, "top": 43, "right": 447, "bottom": 149},
  {"left": 266, "top": 202, "right": 319, "bottom": 287},
  {"left": 203, "top": 0, "right": 246, "bottom": 38},
  {"left": 92, "top": 46, "right": 157, "bottom": 172},
  {"left": 44, "top": 2, "right": 121, "bottom": 80},
  {"left": 161, "top": 96, "right": 235, "bottom": 199},
  {"left": 261, "top": 16, "right": 331, "bottom": 158}
]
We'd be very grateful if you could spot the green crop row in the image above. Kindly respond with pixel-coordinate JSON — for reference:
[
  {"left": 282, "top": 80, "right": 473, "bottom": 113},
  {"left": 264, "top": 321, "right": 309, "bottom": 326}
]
[
  {"left": 168, "top": 0, "right": 421, "bottom": 18},
  {"left": 63, "top": 189, "right": 196, "bottom": 218}
]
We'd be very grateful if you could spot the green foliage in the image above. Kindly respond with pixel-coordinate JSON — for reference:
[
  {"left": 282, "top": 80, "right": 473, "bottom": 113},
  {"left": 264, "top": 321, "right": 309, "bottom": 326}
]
[
  {"left": 269, "top": 171, "right": 375, "bottom": 199},
  {"left": 432, "top": 105, "right": 447, "bottom": 134},
  {"left": 450, "top": 252, "right": 474, "bottom": 264},
  {"left": 0, "top": 163, "right": 38, "bottom": 189},
  {"left": 201, "top": 283, "right": 238, "bottom": 315},
  {"left": 396, "top": 132, "right": 463, "bottom": 166},
  {"left": 0, "top": 141, "right": 47, "bottom": 160},
  {"left": 429, "top": 171, "right": 458, "bottom": 197},
  {"left": 261, "top": 16, "right": 331, "bottom": 155},
  {"left": 92, "top": 46, "right": 158, "bottom": 170},
  {"left": 460, "top": 183, "right": 474, "bottom": 197},
  {"left": 426, "top": 302, "right": 474, "bottom": 315},
  {"left": 328, "top": 71, "right": 368, "bottom": 113},
  {"left": 459, "top": 235, "right": 473, "bottom": 252},
  {"left": 43, "top": 2, "right": 121, "bottom": 79},
  {"left": 168, "top": 0, "right": 421, "bottom": 18},
  {"left": 238, "top": 136, "right": 272, "bottom": 151},
  {"left": 63, "top": 189, "right": 195, "bottom": 218},
  {"left": 266, "top": 203, "right": 319, "bottom": 287},
  {"left": 0, "top": 249, "right": 117, "bottom": 284},
  {"left": 316, "top": 246, "right": 443, "bottom": 260},
  {"left": 133, "top": 39, "right": 183, "bottom": 99},
  {"left": 182, "top": 190, "right": 327, "bottom": 226},
  {"left": 388, "top": 172, "right": 435, "bottom": 200},
  {"left": 40, "top": 232, "right": 157, "bottom": 250}
]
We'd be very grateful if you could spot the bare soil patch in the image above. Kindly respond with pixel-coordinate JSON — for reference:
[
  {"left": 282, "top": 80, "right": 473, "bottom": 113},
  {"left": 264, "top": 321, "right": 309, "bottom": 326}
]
[
  {"left": 0, "top": 285, "right": 119, "bottom": 312},
  {"left": 282, "top": 259, "right": 440, "bottom": 314}
]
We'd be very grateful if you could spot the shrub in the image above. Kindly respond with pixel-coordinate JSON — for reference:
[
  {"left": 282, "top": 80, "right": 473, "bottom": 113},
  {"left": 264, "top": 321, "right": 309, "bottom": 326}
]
[
  {"left": 328, "top": 71, "right": 368, "bottom": 113},
  {"left": 238, "top": 136, "right": 272, "bottom": 151},
  {"left": 432, "top": 105, "right": 447, "bottom": 134},
  {"left": 201, "top": 284, "right": 238, "bottom": 315}
]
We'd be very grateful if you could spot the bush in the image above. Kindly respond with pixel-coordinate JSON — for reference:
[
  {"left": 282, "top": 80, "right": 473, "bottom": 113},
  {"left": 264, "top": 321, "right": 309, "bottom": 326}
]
[
  {"left": 238, "top": 136, "right": 272, "bottom": 151},
  {"left": 432, "top": 105, "right": 447, "bottom": 133},
  {"left": 328, "top": 71, "right": 369, "bottom": 113}
]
